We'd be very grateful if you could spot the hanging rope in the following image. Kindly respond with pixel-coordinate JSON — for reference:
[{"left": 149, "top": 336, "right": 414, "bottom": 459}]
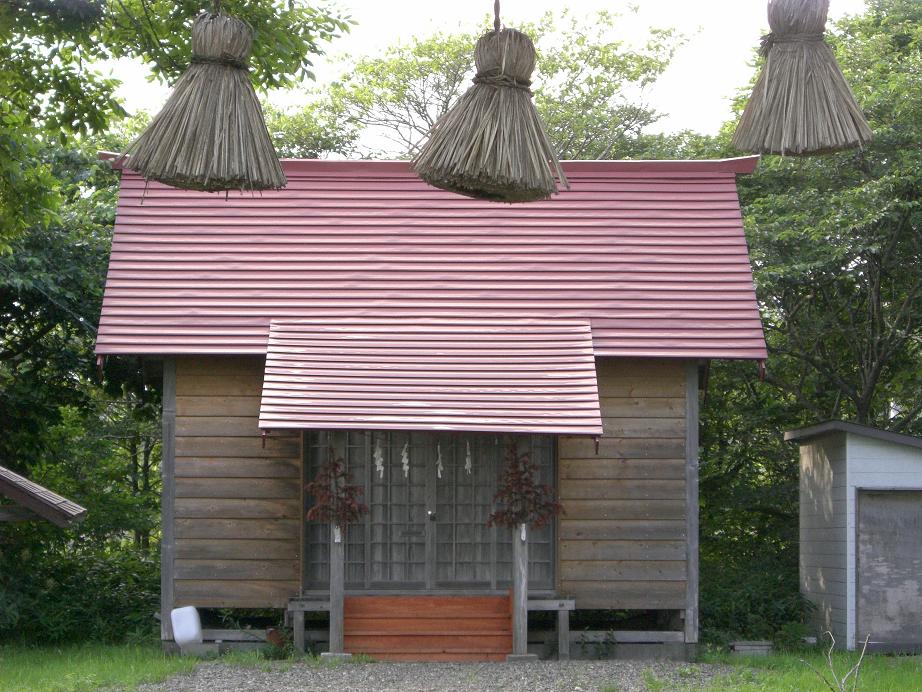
[{"left": 494, "top": 0, "right": 501, "bottom": 32}]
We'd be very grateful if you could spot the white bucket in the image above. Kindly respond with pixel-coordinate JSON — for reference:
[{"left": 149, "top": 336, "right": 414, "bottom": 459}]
[{"left": 171, "top": 606, "right": 203, "bottom": 647}]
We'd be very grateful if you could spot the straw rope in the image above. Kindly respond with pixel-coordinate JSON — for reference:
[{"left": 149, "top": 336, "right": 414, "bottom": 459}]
[
  {"left": 733, "top": 0, "right": 872, "bottom": 156},
  {"left": 412, "top": 3, "right": 566, "bottom": 203},
  {"left": 120, "top": 11, "right": 286, "bottom": 192}
]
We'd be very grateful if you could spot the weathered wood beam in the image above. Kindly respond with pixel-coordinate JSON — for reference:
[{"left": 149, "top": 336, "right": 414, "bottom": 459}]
[
  {"left": 161, "top": 358, "right": 177, "bottom": 643},
  {"left": 684, "top": 362, "right": 700, "bottom": 645},
  {"left": 328, "top": 524, "right": 345, "bottom": 655}
]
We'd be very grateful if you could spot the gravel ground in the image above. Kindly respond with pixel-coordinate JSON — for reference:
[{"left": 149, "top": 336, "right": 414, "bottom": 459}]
[{"left": 139, "top": 659, "right": 730, "bottom": 692}]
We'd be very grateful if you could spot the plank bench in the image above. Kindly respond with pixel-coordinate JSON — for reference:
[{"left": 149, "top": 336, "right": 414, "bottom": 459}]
[
  {"left": 528, "top": 598, "right": 575, "bottom": 660},
  {"left": 287, "top": 599, "right": 330, "bottom": 654}
]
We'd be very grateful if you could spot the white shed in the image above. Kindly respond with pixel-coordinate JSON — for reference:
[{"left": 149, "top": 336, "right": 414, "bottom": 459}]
[{"left": 786, "top": 421, "right": 922, "bottom": 652}]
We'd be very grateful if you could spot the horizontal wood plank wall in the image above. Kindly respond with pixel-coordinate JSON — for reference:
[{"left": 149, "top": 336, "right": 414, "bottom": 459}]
[
  {"left": 557, "top": 359, "right": 688, "bottom": 610},
  {"left": 173, "top": 356, "right": 301, "bottom": 608}
]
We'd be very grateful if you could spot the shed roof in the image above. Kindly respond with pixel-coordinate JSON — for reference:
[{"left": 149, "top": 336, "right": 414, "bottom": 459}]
[
  {"left": 0, "top": 465, "right": 87, "bottom": 527},
  {"left": 785, "top": 421, "right": 922, "bottom": 451},
  {"left": 97, "top": 157, "right": 766, "bottom": 360},
  {"left": 258, "top": 318, "right": 603, "bottom": 435}
]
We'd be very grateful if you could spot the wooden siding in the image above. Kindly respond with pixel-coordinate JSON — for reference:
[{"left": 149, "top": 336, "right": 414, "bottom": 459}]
[
  {"left": 557, "top": 359, "right": 690, "bottom": 610},
  {"left": 799, "top": 433, "right": 848, "bottom": 645},
  {"left": 172, "top": 356, "right": 301, "bottom": 608}
]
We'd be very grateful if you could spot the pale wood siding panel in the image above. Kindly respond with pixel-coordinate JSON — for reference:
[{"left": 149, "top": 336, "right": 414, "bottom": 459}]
[
  {"left": 799, "top": 434, "right": 848, "bottom": 644},
  {"left": 557, "top": 358, "right": 688, "bottom": 610},
  {"left": 173, "top": 356, "right": 300, "bottom": 609}
]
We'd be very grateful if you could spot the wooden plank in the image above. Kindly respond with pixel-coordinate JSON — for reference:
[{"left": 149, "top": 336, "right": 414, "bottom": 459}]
[
  {"left": 175, "top": 518, "right": 299, "bottom": 540},
  {"left": 572, "top": 630, "right": 685, "bottom": 644},
  {"left": 175, "top": 539, "right": 299, "bottom": 560},
  {"left": 526, "top": 599, "right": 575, "bottom": 611},
  {"left": 685, "top": 362, "right": 699, "bottom": 645},
  {"left": 559, "top": 479, "right": 685, "bottom": 501},
  {"left": 175, "top": 478, "right": 300, "bottom": 500},
  {"left": 560, "top": 560, "right": 687, "bottom": 581},
  {"left": 344, "top": 634, "right": 512, "bottom": 652},
  {"left": 563, "top": 580, "right": 686, "bottom": 609},
  {"left": 175, "top": 374, "right": 262, "bottom": 397},
  {"left": 599, "top": 397, "right": 685, "bottom": 418},
  {"left": 176, "top": 416, "right": 261, "bottom": 438},
  {"left": 597, "top": 377, "right": 684, "bottom": 399},
  {"left": 602, "top": 417, "right": 685, "bottom": 439},
  {"left": 174, "top": 579, "right": 297, "bottom": 608},
  {"left": 559, "top": 458, "right": 685, "bottom": 480},
  {"left": 200, "top": 629, "right": 268, "bottom": 642},
  {"left": 161, "top": 358, "right": 176, "bottom": 642},
  {"left": 596, "top": 359, "right": 685, "bottom": 379},
  {"left": 174, "top": 559, "right": 299, "bottom": 581},
  {"left": 176, "top": 356, "right": 264, "bottom": 377},
  {"left": 559, "top": 539, "right": 687, "bottom": 561},
  {"left": 344, "top": 596, "right": 510, "bottom": 617},
  {"left": 558, "top": 438, "right": 685, "bottom": 460},
  {"left": 177, "top": 395, "right": 260, "bottom": 417},
  {"left": 175, "top": 498, "right": 301, "bottom": 519},
  {"left": 344, "top": 617, "right": 510, "bottom": 633},
  {"left": 558, "top": 520, "right": 686, "bottom": 541},
  {"left": 174, "top": 457, "right": 300, "bottom": 479},
  {"left": 561, "top": 499, "right": 685, "bottom": 521},
  {"left": 175, "top": 436, "right": 299, "bottom": 459}
]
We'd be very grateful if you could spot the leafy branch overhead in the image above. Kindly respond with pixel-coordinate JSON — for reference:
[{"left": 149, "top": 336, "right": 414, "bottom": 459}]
[
  {"left": 305, "top": 447, "right": 369, "bottom": 529},
  {"left": 488, "top": 440, "right": 562, "bottom": 530}
]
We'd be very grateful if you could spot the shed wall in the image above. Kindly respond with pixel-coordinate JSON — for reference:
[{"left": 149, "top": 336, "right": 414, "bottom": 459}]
[
  {"left": 557, "top": 359, "right": 690, "bottom": 612},
  {"left": 799, "top": 433, "right": 847, "bottom": 643},
  {"left": 172, "top": 356, "right": 301, "bottom": 608}
]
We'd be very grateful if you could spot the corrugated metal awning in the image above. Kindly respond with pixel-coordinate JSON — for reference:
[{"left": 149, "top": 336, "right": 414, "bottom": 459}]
[{"left": 258, "top": 318, "right": 603, "bottom": 435}]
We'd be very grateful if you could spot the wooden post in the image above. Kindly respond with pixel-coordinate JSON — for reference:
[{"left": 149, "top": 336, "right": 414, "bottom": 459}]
[
  {"left": 557, "top": 609, "right": 570, "bottom": 660},
  {"left": 161, "top": 358, "right": 176, "bottom": 645},
  {"left": 684, "top": 362, "right": 700, "bottom": 647},
  {"left": 326, "top": 523, "right": 347, "bottom": 656},
  {"left": 508, "top": 522, "right": 536, "bottom": 661},
  {"left": 292, "top": 610, "right": 305, "bottom": 654}
]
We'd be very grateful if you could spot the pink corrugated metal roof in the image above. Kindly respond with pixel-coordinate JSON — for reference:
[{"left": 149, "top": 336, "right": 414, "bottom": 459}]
[
  {"left": 258, "top": 318, "right": 603, "bottom": 435},
  {"left": 96, "top": 157, "right": 766, "bottom": 360}
]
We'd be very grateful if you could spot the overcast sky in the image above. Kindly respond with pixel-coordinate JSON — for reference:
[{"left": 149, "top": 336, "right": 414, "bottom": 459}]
[{"left": 105, "top": 0, "right": 868, "bottom": 136}]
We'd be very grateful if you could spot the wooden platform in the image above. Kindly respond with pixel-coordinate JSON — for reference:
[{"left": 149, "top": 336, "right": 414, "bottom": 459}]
[{"left": 343, "top": 595, "right": 512, "bottom": 661}]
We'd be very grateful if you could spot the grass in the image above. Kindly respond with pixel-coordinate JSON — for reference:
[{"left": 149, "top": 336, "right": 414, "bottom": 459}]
[
  {"left": 0, "top": 643, "right": 196, "bottom": 692},
  {"left": 0, "top": 643, "right": 373, "bottom": 691},
  {"left": 698, "top": 650, "right": 922, "bottom": 691}
]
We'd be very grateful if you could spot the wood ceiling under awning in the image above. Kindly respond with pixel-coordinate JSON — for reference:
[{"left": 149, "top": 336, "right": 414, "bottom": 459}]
[{"left": 258, "top": 318, "right": 603, "bottom": 436}]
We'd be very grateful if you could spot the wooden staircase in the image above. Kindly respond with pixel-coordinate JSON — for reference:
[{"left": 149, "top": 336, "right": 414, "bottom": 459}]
[{"left": 343, "top": 595, "right": 512, "bottom": 661}]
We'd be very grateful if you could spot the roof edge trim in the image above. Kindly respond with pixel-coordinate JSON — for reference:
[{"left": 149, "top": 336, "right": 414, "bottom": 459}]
[
  {"left": 100, "top": 152, "right": 760, "bottom": 176},
  {"left": 784, "top": 420, "right": 922, "bottom": 451}
]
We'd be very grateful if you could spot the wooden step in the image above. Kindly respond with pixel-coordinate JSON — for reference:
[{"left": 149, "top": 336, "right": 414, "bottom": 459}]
[
  {"left": 344, "top": 616, "right": 511, "bottom": 633},
  {"left": 343, "top": 595, "right": 512, "bottom": 661},
  {"left": 368, "top": 652, "right": 508, "bottom": 662}
]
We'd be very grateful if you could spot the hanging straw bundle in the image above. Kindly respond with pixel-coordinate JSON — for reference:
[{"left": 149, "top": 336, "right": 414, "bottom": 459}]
[
  {"left": 732, "top": 0, "right": 872, "bottom": 156},
  {"left": 120, "top": 8, "right": 285, "bottom": 192},
  {"left": 411, "top": 3, "right": 566, "bottom": 203}
]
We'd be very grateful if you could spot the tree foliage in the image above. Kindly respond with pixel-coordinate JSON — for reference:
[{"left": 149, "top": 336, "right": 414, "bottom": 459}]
[
  {"left": 0, "top": 0, "right": 350, "bottom": 248},
  {"left": 320, "top": 9, "right": 681, "bottom": 158},
  {"left": 697, "top": 0, "right": 922, "bottom": 643}
]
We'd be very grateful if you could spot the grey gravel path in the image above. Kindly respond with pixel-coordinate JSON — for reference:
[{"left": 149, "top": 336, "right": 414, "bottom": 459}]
[{"left": 139, "top": 659, "right": 729, "bottom": 692}]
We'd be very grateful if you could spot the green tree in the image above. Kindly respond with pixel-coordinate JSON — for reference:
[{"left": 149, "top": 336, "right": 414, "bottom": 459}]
[
  {"left": 0, "top": 0, "right": 351, "bottom": 249},
  {"left": 697, "top": 0, "right": 922, "bottom": 642},
  {"left": 319, "top": 10, "right": 682, "bottom": 158}
]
